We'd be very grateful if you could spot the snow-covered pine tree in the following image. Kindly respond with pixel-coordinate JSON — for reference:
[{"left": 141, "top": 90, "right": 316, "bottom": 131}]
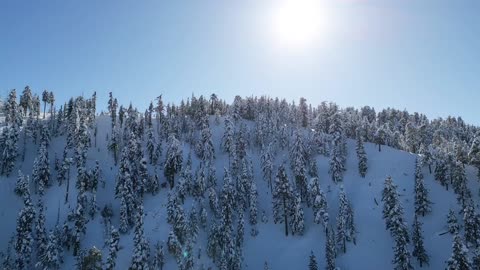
[
  {"left": 446, "top": 234, "right": 471, "bottom": 270},
  {"left": 14, "top": 171, "right": 29, "bottom": 198},
  {"left": 346, "top": 201, "right": 356, "bottom": 245},
  {"left": 447, "top": 209, "right": 459, "bottom": 234},
  {"left": 392, "top": 232, "right": 414, "bottom": 270},
  {"left": 336, "top": 188, "right": 349, "bottom": 253},
  {"left": 105, "top": 228, "right": 120, "bottom": 270},
  {"left": 36, "top": 228, "right": 63, "bottom": 270},
  {"left": 272, "top": 164, "right": 293, "bottom": 236},
  {"left": 152, "top": 242, "right": 165, "bottom": 270},
  {"left": 14, "top": 195, "right": 35, "bottom": 270},
  {"left": 290, "top": 130, "right": 308, "bottom": 200},
  {"left": 434, "top": 158, "right": 448, "bottom": 189},
  {"left": 249, "top": 180, "right": 258, "bottom": 228},
  {"left": 130, "top": 206, "right": 150, "bottom": 270},
  {"left": 308, "top": 251, "right": 318, "bottom": 270},
  {"left": 208, "top": 186, "right": 220, "bottom": 218},
  {"left": 1, "top": 124, "right": 19, "bottom": 176},
  {"left": 355, "top": 134, "right": 368, "bottom": 177},
  {"left": 412, "top": 215, "right": 429, "bottom": 267},
  {"left": 326, "top": 226, "right": 336, "bottom": 270},
  {"left": 312, "top": 183, "right": 329, "bottom": 234},
  {"left": 35, "top": 197, "right": 48, "bottom": 265},
  {"left": 188, "top": 204, "right": 199, "bottom": 243},
  {"left": 164, "top": 134, "right": 183, "bottom": 189},
  {"left": 329, "top": 138, "right": 345, "bottom": 184},
  {"left": 32, "top": 142, "right": 50, "bottom": 195},
  {"left": 291, "top": 192, "right": 305, "bottom": 236},
  {"left": 261, "top": 143, "right": 274, "bottom": 193},
  {"left": 167, "top": 230, "right": 182, "bottom": 260},
  {"left": 463, "top": 201, "right": 478, "bottom": 247},
  {"left": 468, "top": 135, "right": 480, "bottom": 181},
  {"left": 146, "top": 125, "right": 157, "bottom": 165},
  {"left": 414, "top": 158, "right": 432, "bottom": 216},
  {"left": 221, "top": 116, "right": 235, "bottom": 164}
]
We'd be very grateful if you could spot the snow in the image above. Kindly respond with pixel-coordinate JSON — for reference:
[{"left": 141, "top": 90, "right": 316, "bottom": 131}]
[{"left": 0, "top": 115, "right": 479, "bottom": 269}]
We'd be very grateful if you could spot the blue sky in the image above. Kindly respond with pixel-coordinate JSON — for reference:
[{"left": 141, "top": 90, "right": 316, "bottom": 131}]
[{"left": 1, "top": 0, "right": 479, "bottom": 124}]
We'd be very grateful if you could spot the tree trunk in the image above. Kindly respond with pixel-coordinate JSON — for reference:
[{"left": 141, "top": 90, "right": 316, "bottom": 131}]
[
  {"left": 378, "top": 144, "right": 381, "bottom": 152},
  {"left": 428, "top": 164, "right": 432, "bottom": 174},
  {"left": 43, "top": 102, "right": 46, "bottom": 119}
]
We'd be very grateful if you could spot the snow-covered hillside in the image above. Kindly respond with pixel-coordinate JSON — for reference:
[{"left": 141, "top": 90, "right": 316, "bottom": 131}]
[{"left": 1, "top": 91, "right": 480, "bottom": 270}]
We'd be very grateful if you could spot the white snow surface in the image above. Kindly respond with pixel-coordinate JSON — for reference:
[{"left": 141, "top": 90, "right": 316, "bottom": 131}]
[{"left": 0, "top": 115, "right": 478, "bottom": 270}]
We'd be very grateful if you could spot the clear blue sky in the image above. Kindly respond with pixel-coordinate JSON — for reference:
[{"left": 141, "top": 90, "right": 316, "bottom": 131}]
[{"left": 1, "top": 0, "right": 479, "bottom": 124}]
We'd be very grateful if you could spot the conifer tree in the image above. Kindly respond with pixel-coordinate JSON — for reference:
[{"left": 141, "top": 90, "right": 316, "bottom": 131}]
[
  {"left": 35, "top": 197, "right": 48, "bottom": 264},
  {"left": 164, "top": 134, "right": 183, "bottom": 189},
  {"left": 152, "top": 242, "right": 165, "bottom": 270},
  {"left": 412, "top": 215, "right": 429, "bottom": 267},
  {"left": 447, "top": 209, "right": 459, "bottom": 234},
  {"left": 414, "top": 158, "right": 432, "bottom": 216},
  {"left": 14, "top": 196, "right": 35, "bottom": 270},
  {"left": 130, "top": 206, "right": 150, "bottom": 270},
  {"left": 309, "top": 251, "right": 318, "bottom": 270},
  {"left": 291, "top": 192, "right": 305, "bottom": 236},
  {"left": 290, "top": 130, "right": 308, "bottom": 200},
  {"left": 32, "top": 142, "right": 50, "bottom": 195},
  {"left": 326, "top": 227, "right": 336, "bottom": 270},
  {"left": 273, "top": 164, "right": 293, "bottom": 236},
  {"left": 356, "top": 134, "right": 368, "bottom": 177},
  {"left": 447, "top": 234, "right": 471, "bottom": 270},
  {"left": 105, "top": 228, "right": 120, "bottom": 270},
  {"left": 261, "top": 143, "right": 274, "bottom": 193}
]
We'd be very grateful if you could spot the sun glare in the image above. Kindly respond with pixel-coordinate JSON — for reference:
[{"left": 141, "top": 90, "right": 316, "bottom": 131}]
[{"left": 270, "top": 0, "right": 328, "bottom": 50}]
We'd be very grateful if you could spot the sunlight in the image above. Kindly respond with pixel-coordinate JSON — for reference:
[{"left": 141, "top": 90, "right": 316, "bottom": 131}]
[{"left": 270, "top": 0, "right": 328, "bottom": 50}]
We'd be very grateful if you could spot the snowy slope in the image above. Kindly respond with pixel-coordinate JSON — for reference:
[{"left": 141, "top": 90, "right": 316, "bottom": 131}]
[{"left": 0, "top": 115, "right": 479, "bottom": 270}]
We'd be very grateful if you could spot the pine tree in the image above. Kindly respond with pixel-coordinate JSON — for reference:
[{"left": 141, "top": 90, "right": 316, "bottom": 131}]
[
  {"left": 146, "top": 126, "right": 157, "bottom": 164},
  {"left": 434, "top": 159, "right": 448, "bottom": 189},
  {"left": 249, "top": 181, "right": 258, "bottom": 227},
  {"left": 447, "top": 234, "right": 471, "bottom": 270},
  {"left": 261, "top": 143, "right": 274, "bottom": 193},
  {"left": 291, "top": 192, "right": 305, "bottom": 236},
  {"left": 167, "top": 230, "right": 182, "bottom": 260},
  {"left": 273, "top": 164, "right": 293, "bottom": 236},
  {"left": 32, "top": 144, "right": 50, "bottom": 195},
  {"left": 36, "top": 197, "right": 48, "bottom": 264},
  {"left": 447, "top": 209, "right": 459, "bottom": 234},
  {"left": 130, "top": 206, "right": 150, "bottom": 270},
  {"left": 80, "top": 246, "right": 103, "bottom": 270},
  {"left": 473, "top": 246, "right": 480, "bottom": 270},
  {"left": 152, "top": 242, "right": 165, "bottom": 270},
  {"left": 105, "top": 228, "right": 120, "bottom": 270},
  {"left": 221, "top": 116, "right": 235, "bottom": 163},
  {"left": 164, "top": 134, "right": 183, "bottom": 189},
  {"left": 1, "top": 124, "right": 19, "bottom": 176},
  {"left": 14, "top": 197, "right": 35, "bottom": 270},
  {"left": 36, "top": 228, "right": 63, "bottom": 270},
  {"left": 463, "top": 202, "right": 478, "bottom": 247},
  {"left": 326, "top": 227, "right": 336, "bottom": 270},
  {"left": 414, "top": 158, "right": 432, "bottom": 216},
  {"left": 14, "top": 171, "right": 29, "bottom": 197},
  {"left": 329, "top": 140, "right": 345, "bottom": 184},
  {"left": 356, "top": 134, "right": 368, "bottom": 177},
  {"left": 412, "top": 215, "right": 429, "bottom": 267},
  {"left": 308, "top": 251, "right": 318, "bottom": 270},
  {"left": 393, "top": 233, "right": 414, "bottom": 270},
  {"left": 336, "top": 188, "right": 349, "bottom": 253},
  {"left": 290, "top": 130, "right": 308, "bottom": 200},
  {"left": 468, "top": 135, "right": 480, "bottom": 180}
]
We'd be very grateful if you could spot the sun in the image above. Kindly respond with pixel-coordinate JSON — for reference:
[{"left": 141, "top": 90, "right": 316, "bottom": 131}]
[{"left": 270, "top": 0, "right": 327, "bottom": 50}]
